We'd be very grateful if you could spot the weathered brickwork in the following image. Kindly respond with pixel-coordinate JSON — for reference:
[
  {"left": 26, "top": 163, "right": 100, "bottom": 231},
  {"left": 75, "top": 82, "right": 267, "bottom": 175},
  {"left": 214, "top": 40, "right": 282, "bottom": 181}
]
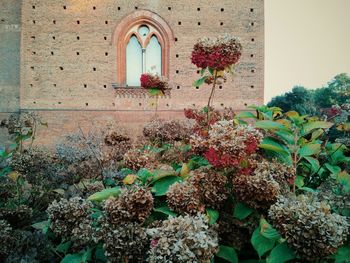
[
  {"left": 1, "top": 0, "right": 264, "bottom": 144},
  {"left": 0, "top": 0, "right": 21, "bottom": 113}
]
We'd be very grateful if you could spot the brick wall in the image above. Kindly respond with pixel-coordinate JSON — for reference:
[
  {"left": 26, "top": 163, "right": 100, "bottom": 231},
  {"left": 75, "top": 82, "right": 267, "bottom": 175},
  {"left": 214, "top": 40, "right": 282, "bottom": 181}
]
[
  {"left": 1, "top": 0, "right": 264, "bottom": 145},
  {"left": 0, "top": 0, "right": 21, "bottom": 113}
]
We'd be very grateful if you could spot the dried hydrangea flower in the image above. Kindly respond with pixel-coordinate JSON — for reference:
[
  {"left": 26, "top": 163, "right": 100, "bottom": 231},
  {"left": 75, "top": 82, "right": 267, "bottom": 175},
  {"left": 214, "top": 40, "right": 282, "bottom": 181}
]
[
  {"left": 191, "top": 34, "right": 242, "bottom": 70},
  {"left": 123, "top": 148, "right": 158, "bottom": 171},
  {"left": 103, "top": 130, "right": 132, "bottom": 162},
  {"left": 147, "top": 214, "right": 218, "bottom": 262},
  {"left": 251, "top": 158, "right": 294, "bottom": 190},
  {"left": 140, "top": 73, "right": 169, "bottom": 92},
  {"left": 5, "top": 230, "right": 55, "bottom": 263},
  {"left": 232, "top": 174, "right": 280, "bottom": 210},
  {"left": 104, "top": 186, "right": 154, "bottom": 224},
  {"left": 159, "top": 142, "right": 192, "bottom": 164},
  {"left": 188, "top": 168, "right": 229, "bottom": 209},
  {"left": 143, "top": 119, "right": 192, "bottom": 144},
  {"left": 95, "top": 220, "right": 149, "bottom": 263},
  {"left": 0, "top": 220, "right": 15, "bottom": 256},
  {"left": 166, "top": 181, "right": 204, "bottom": 215},
  {"left": 190, "top": 122, "right": 263, "bottom": 168},
  {"left": 269, "top": 194, "right": 349, "bottom": 261},
  {"left": 47, "top": 197, "right": 93, "bottom": 245}
]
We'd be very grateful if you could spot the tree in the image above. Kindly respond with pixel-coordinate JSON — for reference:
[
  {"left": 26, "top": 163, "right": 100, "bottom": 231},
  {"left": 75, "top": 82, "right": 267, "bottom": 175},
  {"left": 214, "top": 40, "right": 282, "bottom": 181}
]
[{"left": 268, "top": 86, "right": 316, "bottom": 115}]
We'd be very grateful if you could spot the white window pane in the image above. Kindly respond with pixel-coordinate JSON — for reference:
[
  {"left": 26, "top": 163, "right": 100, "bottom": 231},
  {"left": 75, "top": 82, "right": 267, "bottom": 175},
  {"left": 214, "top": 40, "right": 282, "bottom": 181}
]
[
  {"left": 145, "top": 35, "right": 162, "bottom": 75},
  {"left": 126, "top": 35, "right": 142, "bottom": 86},
  {"left": 138, "top": 25, "right": 150, "bottom": 41}
]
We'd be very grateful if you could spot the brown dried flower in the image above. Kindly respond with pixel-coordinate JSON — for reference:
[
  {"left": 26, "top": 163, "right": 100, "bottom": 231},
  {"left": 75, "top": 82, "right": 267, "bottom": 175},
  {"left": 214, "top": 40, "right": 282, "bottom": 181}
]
[
  {"left": 123, "top": 148, "right": 158, "bottom": 171},
  {"left": 269, "top": 194, "right": 349, "bottom": 261},
  {"left": 166, "top": 181, "right": 204, "bottom": 215},
  {"left": 232, "top": 174, "right": 280, "bottom": 210},
  {"left": 143, "top": 119, "right": 192, "bottom": 143},
  {"left": 47, "top": 197, "right": 93, "bottom": 245},
  {"left": 104, "top": 186, "right": 154, "bottom": 224},
  {"left": 0, "top": 220, "right": 15, "bottom": 256},
  {"left": 147, "top": 214, "right": 219, "bottom": 262},
  {"left": 96, "top": 221, "right": 149, "bottom": 263},
  {"left": 189, "top": 168, "right": 229, "bottom": 209}
]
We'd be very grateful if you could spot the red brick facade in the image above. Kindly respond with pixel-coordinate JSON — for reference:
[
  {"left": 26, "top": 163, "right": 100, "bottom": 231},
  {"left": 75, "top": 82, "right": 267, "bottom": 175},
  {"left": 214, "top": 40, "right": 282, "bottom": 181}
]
[{"left": 1, "top": 0, "right": 264, "bottom": 145}]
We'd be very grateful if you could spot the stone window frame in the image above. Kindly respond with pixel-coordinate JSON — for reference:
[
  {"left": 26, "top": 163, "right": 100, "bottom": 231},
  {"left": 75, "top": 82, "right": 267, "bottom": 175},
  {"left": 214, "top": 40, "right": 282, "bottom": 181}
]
[{"left": 112, "top": 10, "right": 174, "bottom": 88}]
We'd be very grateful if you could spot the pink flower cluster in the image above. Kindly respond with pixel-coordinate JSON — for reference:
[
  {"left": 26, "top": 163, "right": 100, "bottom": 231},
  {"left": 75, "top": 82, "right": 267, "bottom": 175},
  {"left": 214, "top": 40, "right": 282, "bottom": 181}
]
[
  {"left": 191, "top": 35, "right": 242, "bottom": 70},
  {"left": 140, "top": 73, "right": 168, "bottom": 92}
]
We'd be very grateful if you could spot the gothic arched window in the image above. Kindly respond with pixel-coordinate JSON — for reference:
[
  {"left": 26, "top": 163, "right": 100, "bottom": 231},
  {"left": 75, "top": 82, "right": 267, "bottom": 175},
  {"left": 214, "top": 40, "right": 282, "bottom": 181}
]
[
  {"left": 113, "top": 10, "right": 174, "bottom": 87},
  {"left": 126, "top": 25, "right": 162, "bottom": 86}
]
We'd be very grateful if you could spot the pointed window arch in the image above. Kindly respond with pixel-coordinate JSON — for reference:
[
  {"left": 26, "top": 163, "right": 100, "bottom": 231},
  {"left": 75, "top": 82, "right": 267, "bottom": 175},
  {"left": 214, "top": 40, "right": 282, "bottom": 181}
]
[{"left": 113, "top": 10, "right": 174, "bottom": 87}]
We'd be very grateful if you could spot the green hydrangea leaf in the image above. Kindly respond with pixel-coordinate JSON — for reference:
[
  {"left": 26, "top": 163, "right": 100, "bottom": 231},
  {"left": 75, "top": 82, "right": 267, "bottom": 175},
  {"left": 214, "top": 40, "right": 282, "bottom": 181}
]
[
  {"left": 267, "top": 242, "right": 296, "bottom": 263},
  {"left": 335, "top": 246, "right": 350, "bottom": 263},
  {"left": 233, "top": 202, "right": 254, "bottom": 220},
  {"left": 216, "top": 245, "right": 238, "bottom": 263},
  {"left": 206, "top": 208, "right": 219, "bottom": 225},
  {"left": 251, "top": 228, "right": 275, "bottom": 257},
  {"left": 152, "top": 176, "right": 182, "bottom": 196},
  {"left": 88, "top": 187, "right": 121, "bottom": 202},
  {"left": 154, "top": 206, "right": 177, "bottom": 217}
]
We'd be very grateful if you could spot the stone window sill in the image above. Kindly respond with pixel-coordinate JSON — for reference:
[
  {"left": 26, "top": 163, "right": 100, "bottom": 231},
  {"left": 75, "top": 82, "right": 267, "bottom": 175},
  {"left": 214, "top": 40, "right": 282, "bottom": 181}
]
[{"left": 112, "top": 84, "right": 171, "bottom": 98}]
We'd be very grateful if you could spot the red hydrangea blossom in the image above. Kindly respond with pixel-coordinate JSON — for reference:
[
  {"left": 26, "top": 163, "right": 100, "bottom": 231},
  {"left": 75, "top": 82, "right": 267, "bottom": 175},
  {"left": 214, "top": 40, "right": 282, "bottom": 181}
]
[
  {"left": 204, "top": 147, "right": 239, "bottom": 168},
  {"left": 140, "top": 73, "right": 169, "bottom": 92},
  {"left": 191, "top": 35, "right": 242, "bottom": 71}
]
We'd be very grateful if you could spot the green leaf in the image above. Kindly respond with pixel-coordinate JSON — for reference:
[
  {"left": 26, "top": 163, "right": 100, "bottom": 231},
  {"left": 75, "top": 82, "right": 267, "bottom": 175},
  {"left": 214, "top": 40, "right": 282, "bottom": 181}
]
[
  {"left": 234, "top": 202, "right": 254, "bottom": 220},
  {"left": 267, "top": 242, "right": 296, "bottom": 263},
  {"left": 193, "top": 76, "right": 207, "bottom": 87},
  {"left": 152, "top": 176, "right": 182, "bottom": 196},
  {"left": 325, "top": 163, "right": 342, "bottom": 176},
  {"left": 298, "top": 143, "right": 321, "bottom": 157},
  {"left": 303, "top": 157, "right": 320, "bottom": 173},
  {"left": 259, "top": 137, "right": 289, "bottom": 155},
  {"left": 61, "top": 253, "right": 83, "bottom": 263},
  {"left": 31, "top": 220, "right": 49, "bottom": 231},
  {"left": 87, "top": 187, "right": 121, "bottom": 202},
  {"left": 216, "top": 245, "right": 238, "bottom": 263},
  {"left": 154, "top": 206, "right": 177, "bottom": 217},
  {"left": 95, "top": 246, "right": 107, "bottom": 262},
  {"left": 255, "top": 120, "right": 287, "bottom": 130},
  {"left": 335, "top": 246, "right": 350, "bottom": 263},
  {"left": 294, "top": 176, "right": 304, "bottom": 188},
  {"left": 311, "top": 129, "right": 325, "bottom": 140},
  {"left": 56, "top": 241, "right": 72, "bottom": 254},
  {"left": 251, "top": 228, "right": 275, "bottom": 257},
  {"left": 273, "top": 130, "right": 294, "bottom": 145},
  {"left": 301, "top": 121, "right": 333, "bottom": 135},
  {"left": 148, "top": 88, "right": 163, "bottom": 96},
  {"left": 82, "top": 248, "right": 92, "bottom": 262},
  {"left": 188, "top": 156, "right": 210, "bottom": 170},
  {"left": 137, "top": 168, "right": 153, "bottom": 184},
  {"left": 237, "top": 111, "right": 257, "bottom": 119},
  {"left": 260, "top": 218, "right": 281, "bottom": 241},
  {"left": 337, "top": 171, "right": 350, "bottom": 193},
  {"left": 206, "top": 208, "right": 219, "bottom": 225},
  {"left": 150, "top": 169, "right": 177, "bottom": 183}
]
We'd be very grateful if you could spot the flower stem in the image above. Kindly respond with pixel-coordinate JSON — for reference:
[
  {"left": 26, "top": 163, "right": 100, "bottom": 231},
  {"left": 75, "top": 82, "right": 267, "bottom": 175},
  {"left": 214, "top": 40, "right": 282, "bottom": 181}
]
[{"left": 207, "top": 70, "right": 218, "bottom": 126}]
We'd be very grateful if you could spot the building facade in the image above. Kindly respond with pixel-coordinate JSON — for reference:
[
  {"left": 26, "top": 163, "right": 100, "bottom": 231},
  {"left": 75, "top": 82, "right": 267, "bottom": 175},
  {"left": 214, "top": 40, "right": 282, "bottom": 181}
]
[{"left": 0, "top": 0, "right": 264, "bottom": 144}]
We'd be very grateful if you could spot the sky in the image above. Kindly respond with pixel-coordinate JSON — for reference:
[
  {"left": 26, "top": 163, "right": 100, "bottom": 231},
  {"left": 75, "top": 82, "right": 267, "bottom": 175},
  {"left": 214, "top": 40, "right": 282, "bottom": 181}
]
[{"left": 264, "top": 0, "right": 350, "bottom": 103}]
